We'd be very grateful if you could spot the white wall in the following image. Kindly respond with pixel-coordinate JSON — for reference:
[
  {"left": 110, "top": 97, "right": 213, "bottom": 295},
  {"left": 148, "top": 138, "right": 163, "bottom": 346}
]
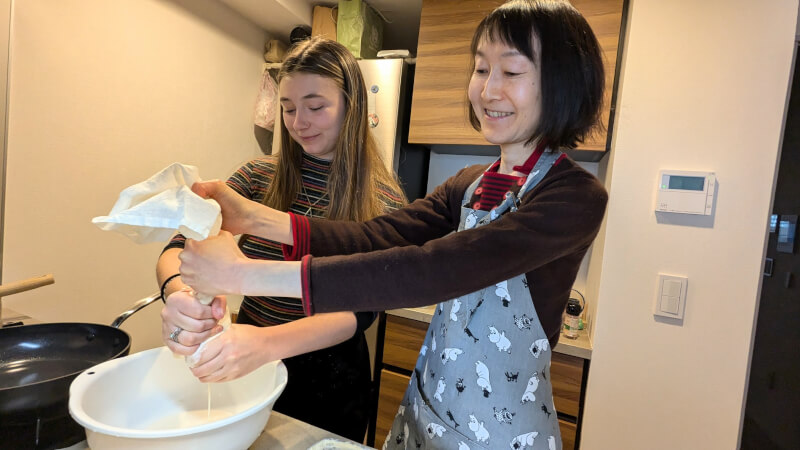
[
  {"left": 581, "top": 0, "right": 798, "bottom": 448},
  {"left": 1, "top": 0, "right": 265, "bottom": 352}
]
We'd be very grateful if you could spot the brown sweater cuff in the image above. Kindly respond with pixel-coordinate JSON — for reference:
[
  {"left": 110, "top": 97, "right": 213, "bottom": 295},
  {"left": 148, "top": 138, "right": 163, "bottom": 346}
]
[
  {"left": 281, "top": 212, "right": 310, "bottom": 261},
  {"left": 300, "top": 254, "right": 314, "bottom": 316}
]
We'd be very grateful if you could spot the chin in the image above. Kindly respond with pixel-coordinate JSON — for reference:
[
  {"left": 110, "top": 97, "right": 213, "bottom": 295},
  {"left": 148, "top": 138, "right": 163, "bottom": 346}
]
[
  {"left": 480, "top": 132, "right": 507, "bottom": 145},
  {"left": 305, "top": 147, "right": 335, "bottom": 160}
]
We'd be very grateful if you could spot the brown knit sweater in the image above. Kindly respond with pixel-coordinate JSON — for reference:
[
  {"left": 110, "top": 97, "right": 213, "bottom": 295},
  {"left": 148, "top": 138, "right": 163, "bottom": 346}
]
[{"left": 291, "top": 156, "right": 608, "bottom": 347}]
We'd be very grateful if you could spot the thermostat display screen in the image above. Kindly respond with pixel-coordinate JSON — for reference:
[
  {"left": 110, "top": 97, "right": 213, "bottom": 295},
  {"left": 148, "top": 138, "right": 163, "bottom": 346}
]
[
  {"left": 656, "top": 170, "right": 716, "bottom": 215},
  {"left": 666, "top": 175, "right": 705, "bottom": 191}
]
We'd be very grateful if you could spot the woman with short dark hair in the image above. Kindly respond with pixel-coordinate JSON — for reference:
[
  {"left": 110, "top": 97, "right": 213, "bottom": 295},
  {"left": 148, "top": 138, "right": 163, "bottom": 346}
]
[{"left": 175, "top": 1, "right": 608, "bottom": 448}]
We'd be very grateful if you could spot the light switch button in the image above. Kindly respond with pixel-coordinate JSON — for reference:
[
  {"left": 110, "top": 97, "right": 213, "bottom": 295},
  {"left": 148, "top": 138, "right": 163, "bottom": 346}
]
[
  {"left": 661, "top": 296, "right": 680, "bottom": 314},
  {"left": 663, "top": 280, "right": 682, "bottom": 297},
  {"left": 654, "top": 274, "right": 688, "bottom": 320}
]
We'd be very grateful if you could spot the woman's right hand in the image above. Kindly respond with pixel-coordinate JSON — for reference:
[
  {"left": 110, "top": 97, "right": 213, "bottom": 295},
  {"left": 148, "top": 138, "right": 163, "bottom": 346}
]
[
  {"left": 191, "top": 180, "right": 293, "bottom": 244},
  {"left": 191, "top": 180, "right": 261, "bottom": 236},
  {"left": 161, "top": 289, "right": 227, "bottom": 356}
]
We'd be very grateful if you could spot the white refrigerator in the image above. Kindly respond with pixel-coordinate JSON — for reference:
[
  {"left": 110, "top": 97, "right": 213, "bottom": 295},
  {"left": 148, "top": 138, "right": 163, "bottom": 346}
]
[
  {"left": 359, "top": 58, "right": 429, "bottom": 201},
  {"left": 358, "top": 58, "right": 409, "bottom": 172}
]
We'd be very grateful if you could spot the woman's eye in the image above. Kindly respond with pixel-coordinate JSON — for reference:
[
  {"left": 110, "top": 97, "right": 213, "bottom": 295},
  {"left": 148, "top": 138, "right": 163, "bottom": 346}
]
[
  {"left": 504, "top": 71, "right": 522, "bottom": 77},
  {"left": 283, "top": 108, "right": 295, "bottom": 114},
  {"left": 309, "top": 106, "right": 323, "bottom": 111},
  {"left": 474, "top": 68, "right": 488, "bottom": 75}
]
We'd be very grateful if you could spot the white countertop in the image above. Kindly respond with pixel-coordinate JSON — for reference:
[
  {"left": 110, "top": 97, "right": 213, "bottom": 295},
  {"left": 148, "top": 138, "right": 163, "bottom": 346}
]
[
  {"left": 59, "top": 411, "right": 366, "bottom": 450},
  {"left": 252, "top": 411, "right": 369, "bottom": 449},
  {"left": 388, "top": 305, "right": 593, "bottom": 360}
]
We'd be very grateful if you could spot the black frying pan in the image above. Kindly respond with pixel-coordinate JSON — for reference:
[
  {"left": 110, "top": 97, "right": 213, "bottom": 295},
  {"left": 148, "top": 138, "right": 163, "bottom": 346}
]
[{"left": 0, "top": 293, "right": 161, "bottom": 449}]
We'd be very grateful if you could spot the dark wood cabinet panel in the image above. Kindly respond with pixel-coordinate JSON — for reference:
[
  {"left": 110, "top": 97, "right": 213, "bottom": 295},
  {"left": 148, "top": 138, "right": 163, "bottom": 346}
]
[
  {"left": 559, "top": 418, "right": 578, "bottom": 450},
  {"left": 374, "top": 369, "right": 410, "bottom": 447},
  {"left": 382, "top": 315, "right": 428, "bottom": 372},
  {"left": 552, "top": 352, "right": 584, "bottom": 417}
]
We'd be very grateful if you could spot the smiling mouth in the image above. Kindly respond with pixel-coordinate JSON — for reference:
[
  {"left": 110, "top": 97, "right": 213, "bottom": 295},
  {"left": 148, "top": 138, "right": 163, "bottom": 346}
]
[{"left": 485, "top": 109, "right": 513, "bottom": 118}]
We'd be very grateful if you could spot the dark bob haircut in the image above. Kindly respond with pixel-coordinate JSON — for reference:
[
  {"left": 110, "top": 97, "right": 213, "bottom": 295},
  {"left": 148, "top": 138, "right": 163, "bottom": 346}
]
[{"left": 468, "top": 0, "right": 605, "bottom": 149}]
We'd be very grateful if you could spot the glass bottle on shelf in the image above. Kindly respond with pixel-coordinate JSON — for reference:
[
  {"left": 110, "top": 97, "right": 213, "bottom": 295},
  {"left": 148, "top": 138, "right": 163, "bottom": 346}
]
[{"left": 563, "top": 289, "right": 585, "bottom": 339}]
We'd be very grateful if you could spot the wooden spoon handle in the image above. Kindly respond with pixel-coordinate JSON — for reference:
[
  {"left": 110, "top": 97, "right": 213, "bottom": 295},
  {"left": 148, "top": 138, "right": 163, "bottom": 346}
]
[{"left": 0, "top": 274, "right": 55, "bottom": 297}]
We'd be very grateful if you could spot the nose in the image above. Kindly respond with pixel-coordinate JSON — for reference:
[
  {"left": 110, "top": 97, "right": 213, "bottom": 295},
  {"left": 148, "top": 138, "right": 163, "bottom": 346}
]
[
  {"left": 291, "top": 110, "right": 309, "bottom": 131},
  {"left": 481, "top": 69, "right": 502, "bottom": 101}
]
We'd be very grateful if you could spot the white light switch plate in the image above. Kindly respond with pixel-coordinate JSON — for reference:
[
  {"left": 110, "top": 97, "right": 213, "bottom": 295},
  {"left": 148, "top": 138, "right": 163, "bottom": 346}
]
[{"left": 654, "top": 274, "right": 687, "bottom": 320}]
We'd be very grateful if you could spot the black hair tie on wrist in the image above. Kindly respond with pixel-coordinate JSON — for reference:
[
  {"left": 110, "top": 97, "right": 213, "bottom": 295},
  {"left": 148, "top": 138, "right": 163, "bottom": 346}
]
[{"left": 160, "top": 273, "right": 182, "bottom": 303}]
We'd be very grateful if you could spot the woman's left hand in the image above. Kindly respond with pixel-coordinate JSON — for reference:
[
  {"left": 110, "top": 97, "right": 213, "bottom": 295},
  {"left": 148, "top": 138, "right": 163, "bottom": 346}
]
[
  {"left": 179, "top": 230, "right": 247, "bottom": 295},
  {"left": 189, "top": 323, "right": 274, "bottom": 383},
  {"left": 161, "top": 289, "right": 225, "bottom": 355}
]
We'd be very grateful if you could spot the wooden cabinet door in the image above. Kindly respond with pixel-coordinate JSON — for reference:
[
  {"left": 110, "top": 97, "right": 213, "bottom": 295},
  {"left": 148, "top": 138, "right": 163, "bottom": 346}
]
[
  {"left": 374, "top": 369, "right": 410, "bottom": 447},
  {"left": 409, "top": 0, "right": 626, "bottom": 155},
  {"left": 382, "top": 315, "right": 428, "bottom": 372},
  {"left": 408, "top": 0, "right": 500, "bottom": 145},
  {"left": 559, "top": 418, "right": 578, "bottom": 450},
  {"left": 551, "top": 352, "right": 584, "bottom": 417}
]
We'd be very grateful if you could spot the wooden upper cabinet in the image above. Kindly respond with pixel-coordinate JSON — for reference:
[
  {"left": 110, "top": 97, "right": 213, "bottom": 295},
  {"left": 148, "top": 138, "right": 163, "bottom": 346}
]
[{"left": 408, "top": 0, "right": 627, "bottom": 158}]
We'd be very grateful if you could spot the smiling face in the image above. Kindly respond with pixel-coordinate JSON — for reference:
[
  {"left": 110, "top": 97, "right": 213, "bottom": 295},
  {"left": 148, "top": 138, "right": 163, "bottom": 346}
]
[
  {"left": 279, "top": 72, "right": 346, "bottom": 160},
  {"left": 468, "top": 36, "right": 543, "bottom": 151}
]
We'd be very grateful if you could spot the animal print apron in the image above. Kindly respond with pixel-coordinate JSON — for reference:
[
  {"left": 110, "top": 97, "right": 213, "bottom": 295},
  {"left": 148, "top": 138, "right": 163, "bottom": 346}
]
[{"left": 383, "top": 150, "right": 563, "bottom": 450}]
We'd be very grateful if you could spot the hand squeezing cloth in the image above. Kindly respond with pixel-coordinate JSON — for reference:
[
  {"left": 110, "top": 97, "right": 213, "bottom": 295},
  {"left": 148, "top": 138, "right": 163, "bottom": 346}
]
[{"left": 92, "top": 162, "right": 231, "bottom": 367}]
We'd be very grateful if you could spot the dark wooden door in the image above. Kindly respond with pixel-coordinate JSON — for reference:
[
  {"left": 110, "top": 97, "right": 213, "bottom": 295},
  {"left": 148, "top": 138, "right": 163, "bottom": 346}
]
[{"left": 741, "top": 43, "right": 800, "bottom": 450}]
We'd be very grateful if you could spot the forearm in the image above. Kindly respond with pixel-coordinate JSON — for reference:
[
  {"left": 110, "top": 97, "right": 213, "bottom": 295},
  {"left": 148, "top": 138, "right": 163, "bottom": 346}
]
[
  {"left": 257, "top": 312, "right": 358, "bottom": 362},
  {"left": 238, "top": 259, "right": 303, "bottom": 298},
  {"left": 304, "top": 168, "right": 609, "bottom": 314},
  {"left": 157, "top": 248, "right": 189, "bottom": 298}
]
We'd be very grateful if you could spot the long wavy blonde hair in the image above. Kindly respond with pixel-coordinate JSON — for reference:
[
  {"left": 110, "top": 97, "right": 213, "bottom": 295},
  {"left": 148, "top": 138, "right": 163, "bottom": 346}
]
[{"left": 263, "top": 37, "right": 406, "bottom": 221}]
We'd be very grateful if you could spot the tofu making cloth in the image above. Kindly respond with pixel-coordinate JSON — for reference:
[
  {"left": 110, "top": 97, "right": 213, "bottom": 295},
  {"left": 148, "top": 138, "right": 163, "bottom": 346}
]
[
  {"left": 92, "top": 162, "right": 222, "bottom": 244},
  {"left": 92, "top": 162, "right": 230, "bottom": 367}
]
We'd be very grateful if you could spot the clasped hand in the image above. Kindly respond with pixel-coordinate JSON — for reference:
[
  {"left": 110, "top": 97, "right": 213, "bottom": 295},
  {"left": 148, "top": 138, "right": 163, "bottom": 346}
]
[
  {"left": 161, "top": 288, "right": 226, "bottom": 355},
  {"left": 161, "top": 290, "right": 269, "bottom": 382},
  {"left": 179, "top": 230, "right": 247, "bottom": 295}
]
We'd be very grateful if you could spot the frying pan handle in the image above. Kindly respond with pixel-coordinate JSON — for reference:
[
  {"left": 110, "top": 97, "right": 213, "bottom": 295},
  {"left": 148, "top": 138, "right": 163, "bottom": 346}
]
[
  {"left": 111, "top": 292, "right": 162, "bottom": 328},
  {"left": 0, "top": 274, "right": 55, "bottom": 297}
]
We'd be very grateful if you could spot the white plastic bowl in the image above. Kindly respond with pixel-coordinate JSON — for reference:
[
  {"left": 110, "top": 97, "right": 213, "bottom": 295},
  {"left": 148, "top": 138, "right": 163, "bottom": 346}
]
[{"left": 69, "top": 346, "right": 287, "bottom": 450}]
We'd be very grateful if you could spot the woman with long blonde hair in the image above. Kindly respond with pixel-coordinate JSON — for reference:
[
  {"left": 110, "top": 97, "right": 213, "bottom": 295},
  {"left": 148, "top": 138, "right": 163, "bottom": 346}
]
[{"left": 156, "top": 37, "right": 406, "bottom": 441}]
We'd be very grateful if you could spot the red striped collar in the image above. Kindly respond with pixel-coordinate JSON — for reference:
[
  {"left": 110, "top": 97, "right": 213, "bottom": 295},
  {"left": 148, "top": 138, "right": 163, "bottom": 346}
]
[{"left": 486, "top": 141, "right": 547, "bottom": 175}]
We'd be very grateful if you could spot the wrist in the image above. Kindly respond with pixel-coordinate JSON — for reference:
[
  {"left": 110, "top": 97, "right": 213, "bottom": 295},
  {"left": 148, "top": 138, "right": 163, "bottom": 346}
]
[
  {"left": 257, "top": 326, "right": 281, "bottom": 363},
  {"left": 160, "top": 273, "right": 182, "bottom": 302}
]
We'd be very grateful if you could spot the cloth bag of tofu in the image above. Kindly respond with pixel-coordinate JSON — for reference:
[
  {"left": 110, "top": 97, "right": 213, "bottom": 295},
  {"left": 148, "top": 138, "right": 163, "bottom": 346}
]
[{"left": 93, "top": 162, "right": 230, "bottom": 367}]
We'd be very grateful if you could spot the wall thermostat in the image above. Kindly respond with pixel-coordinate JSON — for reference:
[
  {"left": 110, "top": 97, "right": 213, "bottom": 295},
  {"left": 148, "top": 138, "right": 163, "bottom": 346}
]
[{"left": 656, "top": 170, "right": 716, "bottom": 215}]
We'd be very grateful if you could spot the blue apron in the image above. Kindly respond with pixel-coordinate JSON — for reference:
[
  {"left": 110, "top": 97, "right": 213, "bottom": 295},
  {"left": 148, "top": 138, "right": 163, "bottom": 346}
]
[{"left": 383, "top": 150, "right": 564, "bottom": 450}]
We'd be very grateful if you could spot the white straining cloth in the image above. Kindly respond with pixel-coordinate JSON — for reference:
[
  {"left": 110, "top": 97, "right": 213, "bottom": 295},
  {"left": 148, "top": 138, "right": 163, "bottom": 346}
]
[
  {"left": 93, "top": 162, "right": 230, "bottom": 366},
  {"left": 92, "top": 163, "right": 222, "bottom": 243}
]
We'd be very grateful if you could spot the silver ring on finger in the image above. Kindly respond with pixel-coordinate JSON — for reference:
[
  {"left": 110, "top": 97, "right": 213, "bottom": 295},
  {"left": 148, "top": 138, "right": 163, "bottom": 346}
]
[{"left": 169, "top": 326, "right": 183, "bottom": 344}]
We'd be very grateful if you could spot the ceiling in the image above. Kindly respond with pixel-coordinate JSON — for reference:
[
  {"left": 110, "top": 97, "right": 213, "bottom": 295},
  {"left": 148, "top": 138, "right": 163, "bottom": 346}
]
[{"left": 219, "top": 0, "right": 423, "bottom": 55}]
